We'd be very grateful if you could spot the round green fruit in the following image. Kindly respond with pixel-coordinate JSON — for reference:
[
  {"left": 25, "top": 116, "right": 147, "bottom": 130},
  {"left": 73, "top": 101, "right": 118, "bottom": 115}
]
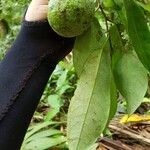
[{"left": 48, "top": 0, "right": 95, "bottom": 37}]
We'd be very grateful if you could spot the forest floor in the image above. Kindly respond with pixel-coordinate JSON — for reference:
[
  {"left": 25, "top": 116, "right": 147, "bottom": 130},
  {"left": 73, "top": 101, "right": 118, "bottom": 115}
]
[
  {"left": 98, "top": 115, "right": 150, "bottom": 150},
  {"left": 32, "top": 98, "right": 150, "bottom": 150}
]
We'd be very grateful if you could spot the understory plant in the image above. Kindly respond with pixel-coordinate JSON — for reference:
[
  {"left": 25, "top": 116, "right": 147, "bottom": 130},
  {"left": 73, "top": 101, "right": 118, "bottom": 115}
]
[{"left": 67, "top": 0, "right": 150, "bottom": 149}]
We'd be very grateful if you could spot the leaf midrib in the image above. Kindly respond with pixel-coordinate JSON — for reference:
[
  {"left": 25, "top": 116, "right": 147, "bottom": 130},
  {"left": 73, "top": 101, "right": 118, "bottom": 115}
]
[{"left": 75, "top": 39, "right": 109, "bottom": 150}]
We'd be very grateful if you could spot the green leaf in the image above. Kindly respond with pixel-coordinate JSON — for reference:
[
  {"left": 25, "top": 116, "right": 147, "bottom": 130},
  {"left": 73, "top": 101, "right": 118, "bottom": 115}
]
[
  {"left": 109, "top": 74, "right": 117, "bottom": 120},
  {"left": 110, "top": 25, "right": 148, "bottom": 114},
  {"left": 23, "top": 136, "right": 66, "bottom": 150},
  {"left": 103, "top": 0, "right": 115, "bottom": 8},
  {"left": 56, "top": 70, "right": 68, "bottom": 90},
  {"left": 48, "top": 94, "right": 62, "bottom": 109},
  {"left": 25, "top": 129, "right": 62, "bottom": 143},
  {"left": 45, "top": 94, "right": 63, "bottom": 121},
  {"left": 86, "top": 143, "right": 99, "bottom": 150},
  {"left": 73, "top": 18, "right": 103, "bottom": 77},
  {"left": 113, "top": 0, "right": 123, "bottom": 7},
  {"left": 113, "top": 52, "right": 148, "bottom": 114},
  {"left": 25, "top": 121, "right": 59, "bottom": 140},
  {"left": 68, "top": 19, "right": 111, "bottom": 150},
  {"left": 124, "top": 0, "right": 150, "bottom": 71},
  {"left": 137, "top": 1, "right": 150, "bottom": 12},
  {"left": 45, "top": 108, "right": 59, "bottom": 121},
  {"left": 103, "top": 73, "right": 117, "bottom": 134}
]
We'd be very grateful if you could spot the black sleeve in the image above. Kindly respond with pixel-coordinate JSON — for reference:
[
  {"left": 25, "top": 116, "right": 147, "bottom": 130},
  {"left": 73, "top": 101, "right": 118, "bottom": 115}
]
[{"left": 0, "top": 20, "right": 75, "bottom": 150}]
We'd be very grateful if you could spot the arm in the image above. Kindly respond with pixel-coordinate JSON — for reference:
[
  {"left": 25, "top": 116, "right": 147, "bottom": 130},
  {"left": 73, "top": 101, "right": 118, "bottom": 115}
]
[{"left": 0, "top": 0, "right": 75, "bottom": 149}]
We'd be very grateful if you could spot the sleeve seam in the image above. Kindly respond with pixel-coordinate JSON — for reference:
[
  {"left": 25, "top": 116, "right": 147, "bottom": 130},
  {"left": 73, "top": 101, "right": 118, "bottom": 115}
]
[{"left": 0, "top": 52, "right": 54, "bottom": 121}]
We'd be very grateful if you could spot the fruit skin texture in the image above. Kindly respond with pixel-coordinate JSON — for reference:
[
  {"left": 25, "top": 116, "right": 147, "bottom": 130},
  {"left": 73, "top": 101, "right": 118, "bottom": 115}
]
[{"left": 48, "top": 0, "right": 95, "bottom": 37}]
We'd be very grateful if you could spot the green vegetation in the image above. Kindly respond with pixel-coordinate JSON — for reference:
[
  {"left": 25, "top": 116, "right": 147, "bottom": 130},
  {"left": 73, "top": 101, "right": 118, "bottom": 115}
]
[{"left": 1, "top": 0, "right": 150, "bottom": 150}]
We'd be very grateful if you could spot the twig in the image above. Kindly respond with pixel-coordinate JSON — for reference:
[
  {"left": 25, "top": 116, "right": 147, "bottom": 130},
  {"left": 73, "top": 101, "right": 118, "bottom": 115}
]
[
  {"left": 99, "top": 5, "right": 109, "bottom": 34},
  {"left": 99, "top": 5, "right": 113, "bottom": 56},
  {"left": 109, "top": 124, "right": 150, "bottom": 146},
  {"left": 95, "top": 0, "right": 100, "bottom": 12},
  {"left": 99, "top": 137, "right": 132, "bottom": 150}
]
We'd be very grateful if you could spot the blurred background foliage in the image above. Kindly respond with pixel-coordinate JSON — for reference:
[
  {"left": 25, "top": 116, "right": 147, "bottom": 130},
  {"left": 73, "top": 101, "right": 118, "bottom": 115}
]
[{"left": 0, "top": 0, "right": 150, "bottom": 149}]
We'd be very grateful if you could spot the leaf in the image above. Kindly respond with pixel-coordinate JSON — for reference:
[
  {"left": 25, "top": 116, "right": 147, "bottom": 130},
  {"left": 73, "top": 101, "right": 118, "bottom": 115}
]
[
  {"left": 56, "top": 70, "right": 68, "bottom": 90},
  {"left": 73, "top": 18, "right": 103, "bottom": 77},
  {"left": 113, "top": 51, "right": 148, "bottom": 114},
  {"left": 103, "top": 0, "right": 115, "bottom": 8},
  {"left": 68, "top": 19, "right": 111, "bottom": 150},
  {"left": 110, "top": 25, "right": 148, "bottom": 114},
  {"left": 45, "top": 109, "right": 59, "bottom": 121},
  {"left": 120, "top": 114, "right": 150, "bottom": 124},
  {"left": 86, "top": 143, "right": 99, "bottom": 150},
  {"left": 137, "top": 1, "right": 150, "bottom": 12},
  {"left": 48, "top": 95, "right": 62, "bottom": 109},
  {"left": 103, "top": 74, "right": 117, "bottom": 135},
  {"left": 25, "top": 121, "right": 59, "bottom": 140},
  {"left": 24, "top": 136, "right": 66, "bottom": 150},
  {"left": 109, "top": 73, "right": 117, "bottom": 120},
  {"left": 123, "top": 0, "right": 150, "bottom": 71},
  {"left": 25, "top": 129, "right": 62, "bottom": 143},
  {"left": 45, "top": 95, "right": 63, "bottom": 121}
]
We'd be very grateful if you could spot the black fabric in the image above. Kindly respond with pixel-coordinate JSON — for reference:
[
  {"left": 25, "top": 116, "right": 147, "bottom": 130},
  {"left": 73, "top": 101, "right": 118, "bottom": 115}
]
[{"left": 0, "top": 20, "right": 75, "bottom": 150}]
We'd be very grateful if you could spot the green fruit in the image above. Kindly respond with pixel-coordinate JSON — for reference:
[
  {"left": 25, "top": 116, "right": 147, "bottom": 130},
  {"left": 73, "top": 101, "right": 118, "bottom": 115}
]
[{"left": 48, "top": 0, "right": 95, "bottom": 37}]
